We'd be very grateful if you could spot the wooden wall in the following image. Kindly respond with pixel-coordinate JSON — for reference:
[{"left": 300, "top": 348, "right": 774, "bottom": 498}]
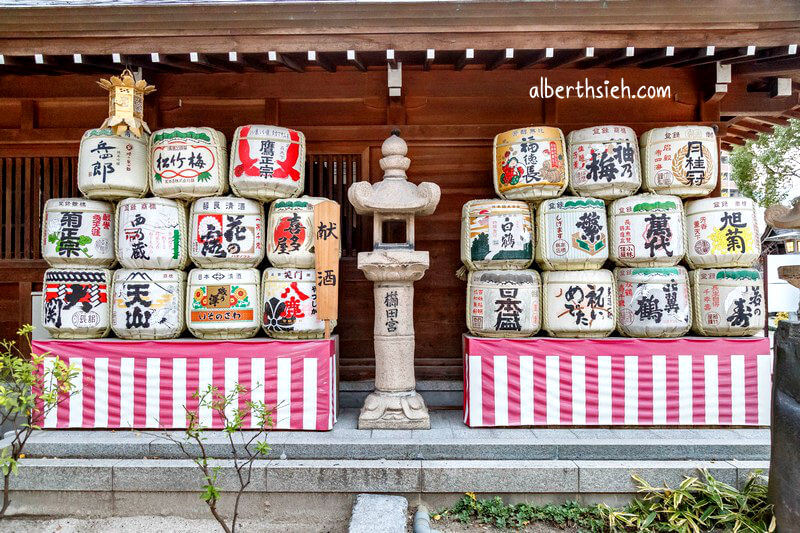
[{"left": 0, "top": 66, "right": 719, "bottom": 380}]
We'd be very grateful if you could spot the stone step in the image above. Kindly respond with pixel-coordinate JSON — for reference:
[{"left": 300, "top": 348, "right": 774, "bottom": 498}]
[{"left": 16, "top": 409, "right": 770, "bottom": 462}]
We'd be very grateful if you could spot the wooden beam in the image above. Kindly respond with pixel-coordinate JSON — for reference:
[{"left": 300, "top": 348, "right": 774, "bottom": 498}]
[
  {"left": 267, "top": 51, "right": 303, "bottom": 73},
  {"left": 727, "top": 126, "right": 759, "bottom": 140},
  {"left": 750, "top": 115, "right": 791, "bottom": 126},
  {"left": 734, "top": 56, "right": 800, "bottom": 77},
  {"left": 486, "top": 48, "right": 514, "bottom": 71},
  {"left": 386, "top": 49, "right": 396, "bottom": 68},
  {"left": 515, "top": 49, "right": 549, "bottom": 69},
  {"left": 307, "top": 50, "right": 335, "bottom": 72},
  {"left": 454, "top": 48, "right": 474, "bottom": 71},
  {"left": 549, "top": 47, "right": 594, "bottom": 69},
  {"left": 423, "top": 48, "right": 435, "bottom": 71},
  {"left": 239, "top": 53, "right": 274, "bottom": 72},
  {"left": 188, "top": 52, "right": 227, "bottom": 72},
  {"left": 720, "top": 90, "right": 800, "bottom": 115},
  {"left": 347, "top": 50, "right": 367, "bottom": 72},
  {"left": 671, "top": 47, "right": 751, "bottom": 68},
  {"left": 580, "top": 47, "right": 634, "bottom": 69},
  {"left": 734, "top": 119, "right": 774, "bottom": 133},
  {"left": 640, "top": 47, "right": 705, "bottom": 68}
]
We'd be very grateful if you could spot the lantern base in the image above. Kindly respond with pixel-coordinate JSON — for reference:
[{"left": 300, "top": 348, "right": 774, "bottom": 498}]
[{"left": 358, "top": 390, "right": 430, "bottom": 430}]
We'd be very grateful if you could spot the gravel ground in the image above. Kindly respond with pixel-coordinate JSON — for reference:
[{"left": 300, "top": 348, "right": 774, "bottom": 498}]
[
  {"left": 427, "top": 518, "right": 575, "bottom": 532},
  {"left": 0, "top": 516, "right": 346, "bottom": 533}
]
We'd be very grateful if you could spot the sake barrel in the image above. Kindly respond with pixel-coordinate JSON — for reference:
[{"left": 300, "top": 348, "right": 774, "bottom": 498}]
[
  {"left": 615, "top": 266, "right": 691, "bottom": 338},
  {"left": 640, "top": 125, "right": 718, "bottom": 197},
  {"left": 535, "top": 196, "right": 608, "bottom": 271},
  {"left": 566, "top": 125, "right": 641, "bottom": 200},
  {"left": 541, "top": 269, "right": 615, "bottom": 338},
  {"left": 187, "top": 268, "right": 260, "bottom": 339},
  {"left": 78, "top": 128, "right": 149, "bottom": 200},
  {"left": 690, "top": 268, "right": 765, "bottom": 336},
  {"left": 493, "top": 126, "right": 568, "bottom": 201},
  {"left": 229, "top": 125, "right": 306, "bottom": 201},
  {"left": 466, "top": 269, "right": 541, "bottom": 338},
  {"left": 261, "top": 268, "right": 332, "bottom": 339},
  {"left": 111, "top": 269, "right": 186, "bottom": 340},
  {"left": 685, "top": 197, "right": 760, "bottom": 269},
  {"left": 189, "top": 196, "right": 265, "bottom": 268},
  {"left": 460, "top": 199, "right": 534, "bottom": 271},
  {"left": 42, "top": 268, "right": 112, "bottom": 339},
  {"left": 267, "top": 196, "right": 333, "bottom": 269},
  {"left": 116, "top": 197, "right": 189, "bottom": 269},
  {"left": 149, "top": 127, "right": 228, "bottom": 199},
  {"left": 609, "top": 194, "right": 685, "bottom": 267},
  {"left": 42, "top": 198, "right": 115, "bottom": 267}
]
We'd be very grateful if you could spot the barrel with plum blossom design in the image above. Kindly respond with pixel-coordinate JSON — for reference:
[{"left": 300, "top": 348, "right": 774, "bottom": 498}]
[{"left": 150, "top": 127, "right": 228, "bottom": 199}]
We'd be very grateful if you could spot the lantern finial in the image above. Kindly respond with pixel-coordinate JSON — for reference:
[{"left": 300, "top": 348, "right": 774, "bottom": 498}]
[{"left": 97, "top": 68, "right": 156, "bottom": 138}]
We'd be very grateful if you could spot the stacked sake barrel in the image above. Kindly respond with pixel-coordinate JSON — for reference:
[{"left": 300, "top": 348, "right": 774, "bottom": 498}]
[
  {"left": 461, "top": 123, "right": 765, "bottom": 339},
  {"left": 41, "top": 123, "right": 337, "bottom": 341}
]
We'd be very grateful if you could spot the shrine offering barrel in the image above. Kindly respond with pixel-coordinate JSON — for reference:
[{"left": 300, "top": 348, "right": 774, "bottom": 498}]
[
  {"left": 493, "top": 126, "right": 568, "bottom": 202},
  {"left": 111, "top": 269, "right": 186, "bottom": 340},
  {"left": 149, "top": 127, "right": 228, "bottom": 199},
  {"left": 42, "top": 198, "right": 116, "bottom": 268},
  {"left": 609, "top": 193, "right": 685, "bottom": 267},
  {"left": 535, "top": 196, "right": 608, "bottom": 271},
  {"left": 466, "top": 269, "right": 541, "bottom": 338},
  {"left": 261, "top": 267, "right": 331, "bottom": 339},
  {"left": 189, "top": 196, "right": 265, "bottom": 268},
  {"left": 690, "top": 268, "right": 765, "bottom": 336},
  {"left": 78, "top": 128, "right": 149, "bottom": 200},
  {"left": 186, "top": 268, "right": 261, "bottom": 339},
  {"left": 640, "top": 125, "right": 718, "bottom": 198},
  {"left": 267, "top": 196, "right": 330, "bottom": 269},
  {"left": 229, "top": 125, "right": 306, "bottom": 201},
  {"left": 541, "top": 269, "right": 616, "bottom": 338},
  {"left": 41, "top": 268, "right": 113, "bottom": 339},
  {"left": 460, "top": 199, "right": 534, "bottom": 271},
  {"left": 566, "top": 125, "right": 641, "bottom": 200},
  {"left": 615, "top": 266, "right": 692, "bottom": 338},
  {"left": 685, "top": 197, "right": 761, "bottom": 269},
  {"left": 115, "top": 197, "right": 189, "bottom": 270}
]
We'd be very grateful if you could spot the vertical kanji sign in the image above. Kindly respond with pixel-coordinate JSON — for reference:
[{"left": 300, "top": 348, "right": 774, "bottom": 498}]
[{"left": 314, "top": 200, "right": 341, "bottom": 338}]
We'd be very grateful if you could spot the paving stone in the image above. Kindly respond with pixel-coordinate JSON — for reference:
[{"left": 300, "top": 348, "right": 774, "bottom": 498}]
[
  {"left": 348, "top": 494, "right": 407, "bottom": 533},
  {"left": 575, "top": 460, "right": 738, "bottom": 493},
  {"left": 266, "top": 459, "right": 421, "bottom": 492},
  {"left": 421, "top": 460, "right": 578, "bottom": 493},
  {"left": 417, "top": 442, "right": 558, "bottom": 461},
  {"left": 13, "top": 458, "right": 115, "bottom": 491},
  {"left": 112, "top": 459, "right": 268, "bottom": 492}
]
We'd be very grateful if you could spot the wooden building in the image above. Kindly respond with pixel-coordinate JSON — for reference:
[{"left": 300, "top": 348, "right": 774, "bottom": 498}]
[{"left": 0, "top": 1, "right": 798, "bottom": 380}]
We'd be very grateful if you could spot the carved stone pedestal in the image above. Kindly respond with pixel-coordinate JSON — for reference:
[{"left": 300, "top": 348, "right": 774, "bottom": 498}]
[{"left": 357, "top": 250, "right": 430, "bottom": 429}]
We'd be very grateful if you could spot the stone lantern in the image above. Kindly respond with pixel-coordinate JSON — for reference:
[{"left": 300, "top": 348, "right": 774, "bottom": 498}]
[{"left": 348, "top": 130, "right": 441, "bottom": 429}]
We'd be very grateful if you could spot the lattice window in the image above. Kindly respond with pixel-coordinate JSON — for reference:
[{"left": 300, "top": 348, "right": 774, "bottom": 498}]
[
  {"left": 0, "top": 156, "right": 78, "bottom": 260},
  {"left": 305, "top": 154, "right": 363, "bottom": 257}
]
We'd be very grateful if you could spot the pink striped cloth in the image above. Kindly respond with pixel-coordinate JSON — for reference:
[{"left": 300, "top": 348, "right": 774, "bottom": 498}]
[
  {"left": 32, "top": 338, "right": 338, "bottom": 431},
  {"left": 463, "top": 335, "right": 772, "bottom": 427}
]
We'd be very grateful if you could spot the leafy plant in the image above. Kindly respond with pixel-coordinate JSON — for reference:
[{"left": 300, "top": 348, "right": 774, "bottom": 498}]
[
  {"left": 603, "top": 469, "right": 774, "bottom": 532},
  {"left": 0, "top": 325, "right": 79, "bottom": 517},
  {"left": 434, "top": 469, "right": 774, "bottom": 532},
  {"left": 434, "top": 492, "right": 607, "bottom": 531},
  {"left": 730, "top": 117, "right": 800, "bottom": 207},
  {"left": 151, "top": 383, "right": 272, "bottom": 533}
]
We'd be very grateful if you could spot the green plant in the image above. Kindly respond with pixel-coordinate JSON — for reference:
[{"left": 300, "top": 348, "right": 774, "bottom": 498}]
[
  {"left": 0, "top": 325, "right": 79, "bottom": 517},
  {"left": 730, "top": 117, "right": 800, "bottom": 207},
  {"left": 434, "top": 492, "right": 607, "bottom": 531},
  {"left": 151, "top": 383, "right": 272, "bottom": 533},
  {"left": 603, "top": 469, "right": 774, "bottom": 532}
]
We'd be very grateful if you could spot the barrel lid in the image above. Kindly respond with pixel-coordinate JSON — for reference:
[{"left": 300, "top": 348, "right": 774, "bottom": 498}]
[
  {"left": 189, "top": 268, "right": 260, "bottom": 283},
  {"left": 567, "top": 125, "right": 636, "bottom": 144},
  {"left": 46, "top": 197, "right": 113, "bottom": 212},
  {"left": 685, "top": 196, "right": 754, "bottom": 214},
  {"left": 469, "top": 269, "right": 539, "bottom": 285},
  {"left": 114, "top": 269, "right": 185, "bottom": 284}
]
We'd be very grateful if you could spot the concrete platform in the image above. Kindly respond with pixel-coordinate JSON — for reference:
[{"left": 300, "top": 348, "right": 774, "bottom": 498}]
[{"left": 1, "top": 408, "right": 770, "bottom": 523}]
